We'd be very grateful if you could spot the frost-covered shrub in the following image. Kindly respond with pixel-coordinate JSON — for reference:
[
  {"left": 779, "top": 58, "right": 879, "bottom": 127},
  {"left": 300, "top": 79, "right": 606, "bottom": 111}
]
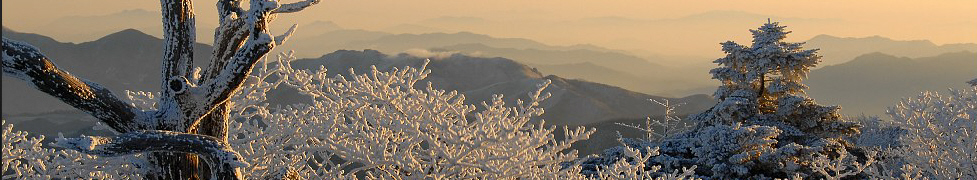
[
  {"left": 221, "top": 52, "right": 602, "bottom": 178},
  {"left": 2, "top": 121, "right": 142, "bottom": 179},
  {"left": 865, "top": 86, "right": 977, "bottom": 179},
  {"left": 2, "top": 52, "right": 698, "bottom": 179},
  {"left": 221, "top": 52, "right": 700, "bottom": 179}
]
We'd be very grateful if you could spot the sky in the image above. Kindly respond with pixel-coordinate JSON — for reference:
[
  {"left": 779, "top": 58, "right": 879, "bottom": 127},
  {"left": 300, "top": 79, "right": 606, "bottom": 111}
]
[{"left": 3, "top": 0, "right": 976, "bottom": 58}]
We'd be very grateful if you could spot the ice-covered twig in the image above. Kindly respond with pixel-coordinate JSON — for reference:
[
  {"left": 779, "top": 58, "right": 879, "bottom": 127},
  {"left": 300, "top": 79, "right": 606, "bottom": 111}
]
[
  {"left": 274, "top": 24, "right": 298, "bottom": 45},
  {"left": 615, "top": 98, "right": 690, "bottom": 140},
  {"left": 274, "top": 0, "right": 321, "bottom": 14},
  {"left": 810, "top": 150, "right": 876, "bottom": 180}
]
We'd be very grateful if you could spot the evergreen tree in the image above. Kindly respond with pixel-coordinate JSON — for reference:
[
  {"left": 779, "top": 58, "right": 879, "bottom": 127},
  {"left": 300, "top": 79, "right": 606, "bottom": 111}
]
[
  {"left": 586, "top": 21, "right": 868, "bottom": 179},
  {"left": 698, "top": 20, "right": 858, "bottom": 137}
]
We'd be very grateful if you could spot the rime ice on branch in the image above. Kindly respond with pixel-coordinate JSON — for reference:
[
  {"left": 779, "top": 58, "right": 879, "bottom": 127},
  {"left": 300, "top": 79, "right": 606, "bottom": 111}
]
[{"left": 2, "top": 0, "right": 320, "bottom": 179}]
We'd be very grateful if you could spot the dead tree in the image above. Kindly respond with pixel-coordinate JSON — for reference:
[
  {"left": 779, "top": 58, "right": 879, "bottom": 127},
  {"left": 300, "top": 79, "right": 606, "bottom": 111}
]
[{"left": 2, "top": 0, "right": 320, "bottom": 179}]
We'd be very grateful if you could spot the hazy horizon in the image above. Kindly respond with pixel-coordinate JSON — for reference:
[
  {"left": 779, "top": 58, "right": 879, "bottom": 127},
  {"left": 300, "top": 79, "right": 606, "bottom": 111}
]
[{"left": 4, "top": 0, "right": 975, "bottom": 60}]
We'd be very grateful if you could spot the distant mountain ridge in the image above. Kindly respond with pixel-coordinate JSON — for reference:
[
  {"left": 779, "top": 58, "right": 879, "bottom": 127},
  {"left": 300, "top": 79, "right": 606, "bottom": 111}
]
[
  {"left": 282, "top": 29, "right": 633, "bottom": 58},
  {"left": 280, "top": 50, "right": 714, "bottom": 126},
  {"left": 275, "top": 28, "right": 715, "bottom": 97},
  {"left": 805, "top": 34, "right": 977, "bottom": 66},
  {"left": 807, "top": 51, "right": 977, "bottom": 116},
  {"left": 23, "top": 9, "right": 220, "bottom": 44},
  {"left": 429, "top": 43, "right": 706, "bottom": 95},
  {"left": 2, "top": 27, "right": 212, "bottom": 114}
]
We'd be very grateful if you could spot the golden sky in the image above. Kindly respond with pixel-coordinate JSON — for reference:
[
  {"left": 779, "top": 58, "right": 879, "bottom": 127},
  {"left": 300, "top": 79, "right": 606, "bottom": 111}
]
[{"left": 3, "top": 0, "right": 975, "bottom": 57}]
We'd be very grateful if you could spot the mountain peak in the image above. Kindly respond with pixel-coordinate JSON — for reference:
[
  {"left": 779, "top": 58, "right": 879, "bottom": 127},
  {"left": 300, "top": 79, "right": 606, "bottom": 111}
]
[
  {"left": 844, "top": 52, "right": 911, "bottom": 65},
  {"left": 304, "top": 20, "right": 343, "bottom": 30},
  {"left": 855, "top": 52, "right": 899, "bottom": 59},
  {"left": 803, "top": 34, "right": 969, "bottom": 66},
  {"left": 809, "top": 34, "right": 839, "bottom": 40},
  {"left": 95, "top": 29, "right": 157, "bottom": 42}
]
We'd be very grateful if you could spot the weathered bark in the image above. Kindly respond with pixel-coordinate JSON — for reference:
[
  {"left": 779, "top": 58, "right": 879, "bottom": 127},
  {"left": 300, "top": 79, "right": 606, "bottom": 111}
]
[
  {"left": 148, "top": 153, "right": 206, "bottom": 180},
  {"left": 55, "top": 130, "right": 247, "bottom": 179},
  {"left": 190, "top": 102, "right": 233, "bottom": 178},
  {"left": 2, "top": 38, "right": 146, "bottom": 132},
  {"left": 2, "top": 0, "right": 319, "bottom": 179},
  {"left": 153, "top": 0, "right": 206, "bottom": 178}
]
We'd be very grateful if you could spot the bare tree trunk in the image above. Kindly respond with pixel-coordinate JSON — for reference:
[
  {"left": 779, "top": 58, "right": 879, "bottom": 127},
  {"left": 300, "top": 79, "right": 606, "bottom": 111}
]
[
  {"left": 147, "top": 153, "right": 204, "bottom": 180},
  {"left": 2, "top": 0, "right": 320, "bottom": 179}
]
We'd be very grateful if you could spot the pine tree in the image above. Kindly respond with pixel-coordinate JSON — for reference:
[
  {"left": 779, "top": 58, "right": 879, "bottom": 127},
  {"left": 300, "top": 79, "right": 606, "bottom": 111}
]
[
  {"left": 699, "top": 20, "right": 858, "bottom": 137},
  {"left": 586, "top": 21, "right": 868, "bottom": 179}
]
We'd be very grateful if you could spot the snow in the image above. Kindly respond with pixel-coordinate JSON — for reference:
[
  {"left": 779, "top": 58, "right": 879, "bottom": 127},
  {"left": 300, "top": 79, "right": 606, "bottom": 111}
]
[{"left": 4, "top": 1, "right": 974, "bottom": 178}]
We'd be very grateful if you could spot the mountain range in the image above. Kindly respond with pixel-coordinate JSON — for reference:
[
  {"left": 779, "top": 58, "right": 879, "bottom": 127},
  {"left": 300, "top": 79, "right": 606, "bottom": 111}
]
[
  {"left": 24, "top": 9, "right": 219, "bottom": 44},
  {"left": 15, "top": 9, "right": 972, "bottom": 100},
  {"left": 11, "top": 9, "right": 973, "bottom": 67},
  {"left": 274, "top": 26, "right": 714, "bottom": 97},
  {"left": 806, "top": 51, "right": 977, "bottom": 116},
  {"left": 3, "top": 25, "right": 973, "bottom": 153},
  {"left": 806, "top": 34, "right": 977, "bottom": 66},
  {"left": 279, "top": 49, "right": 714, "bottom": 126}
]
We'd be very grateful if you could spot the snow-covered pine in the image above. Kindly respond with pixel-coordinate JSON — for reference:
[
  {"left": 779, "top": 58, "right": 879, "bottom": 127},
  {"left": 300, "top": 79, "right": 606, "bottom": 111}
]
[
  {"left": 698, "top": 21, "right": 857, "bottom": 135},
  {"left": 588, "top": 21, "right": 870, "bottom": 179},
  {"left": 2, "top": 0, "right": 322, "bottom": 179}
]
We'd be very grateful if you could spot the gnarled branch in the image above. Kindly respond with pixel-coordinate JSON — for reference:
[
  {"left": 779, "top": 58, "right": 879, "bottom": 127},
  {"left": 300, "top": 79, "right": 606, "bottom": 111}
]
[
  {"left": 55, "top": 130, "right": 248, "bottom": 179},
  {"left": 195, "top": 0, "right": 279, "bottom": 115},
  {"left": 187, "top": 0, "right": 318, "bottom": 133},
  {"left": 2, "top": 37, "right": 145, "bottom": 132},
  {"left": 206, "top": 19, "right": 249, "bottom": 83}
]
